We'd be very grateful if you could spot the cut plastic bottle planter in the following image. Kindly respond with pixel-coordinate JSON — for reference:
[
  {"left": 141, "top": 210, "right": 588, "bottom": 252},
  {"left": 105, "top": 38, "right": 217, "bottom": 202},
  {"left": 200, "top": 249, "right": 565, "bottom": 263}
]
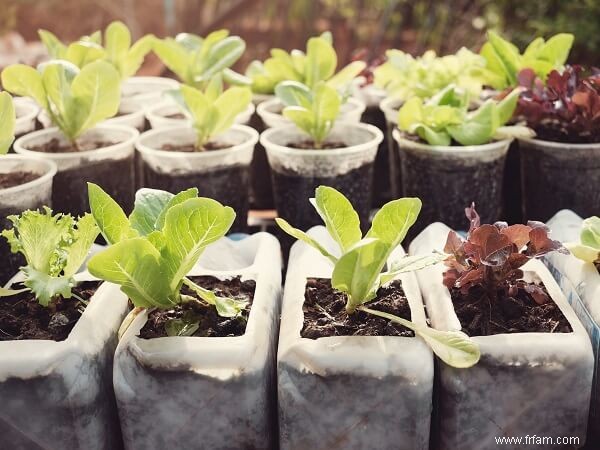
[
  {"left": 278, "top": 226, "right": 433, "bottom": 450},
  {"left": 0, "top": 272, "right": 129, "bottom": 450},
  {"left": 145, "top": 102, "right": 254, "bottom": 130},
  {"left": 409, "top": 222, "right": 593, "bottom": 450},
  {"left": 114, "top": 233, "right": 282, "bottom": 450},
  {"left": 547, "top": 209, "right": 600, "bottom": 443}
]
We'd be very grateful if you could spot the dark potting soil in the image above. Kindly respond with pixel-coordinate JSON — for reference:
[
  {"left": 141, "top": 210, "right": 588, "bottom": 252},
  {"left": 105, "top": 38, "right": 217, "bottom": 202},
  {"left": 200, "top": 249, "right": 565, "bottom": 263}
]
[
  {"left": 0, "top": 281, "right": 100, "bottom": 341},
  {"left": 287, "top": 140, "right": 347, "bottom": 150},
  {"left": 401, "top": 144, "right": 506, "bottom": 238},
  {"left": 31, "top": 138, "right": 115, "bottom": 154},
  {"left": 533, "top": 124, "right": 600, "bottom": 145},
  {"left": 143, "top": 160, "right": 250, "bottom": 233},
  {"left": 139, "top": 276, "right": 256, "bottom": 339},
  {"left": 301, "top": 278, "right": 414, "bottom": 338},
  {"left": 160, "top": 141, "right": 231, "bottom": 152},
  {"left": 0, "top": 171, "right": 39, "bottom": 189},
  {"left": 521, "top": 142, "right": 600, "bottom": 222},
  {"left": 450, "top": 282, "right": 572, "bottom": 336}
]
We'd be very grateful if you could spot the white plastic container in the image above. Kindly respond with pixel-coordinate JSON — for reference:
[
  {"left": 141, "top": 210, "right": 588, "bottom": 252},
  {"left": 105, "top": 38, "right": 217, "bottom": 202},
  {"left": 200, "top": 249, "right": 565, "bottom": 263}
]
[
  {"left": 114, "top": 233, "right": 282, "bottom": 450},
  {"left": 0, "top": 271, "right": 129, "bottom": 450},
  {"left": 136, "top": 124, "right": 258, "bottom": 232},
  {"left": 547, "top": 209, "right": 600, "bottom": 442},
  {"left": 121, "top": 76, "right": 180, "bottom": 108},
  {"left": 409, "top": 222, "right": 594, "bottom": 450},
  {"left": 103, "top": 96, "right": 146, "bottom": 131},
  {"left": 261, "top": 122, "right": 382, "bottom": 232},
  {"left": 257, "top": 97, "right": 366, "bottom": 129},
  {"left": 145, "top": 102, "right": 255, "bottom": 130},
  {"left": 14, "top": 124, "right": 139, "bottom": 216},
  {"left": 279, "top": 226, "right": 433, "bottom": 450},
  {"left": 13, "top": 97, "right": 39, "bottom": 137}
]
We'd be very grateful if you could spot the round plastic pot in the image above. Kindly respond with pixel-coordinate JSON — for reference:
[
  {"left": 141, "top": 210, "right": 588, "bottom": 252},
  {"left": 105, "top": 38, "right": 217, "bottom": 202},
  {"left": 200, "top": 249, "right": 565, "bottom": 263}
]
[
  {"left": 393, "top": 130, "right": 511, "bottom": 235},
  {"left": 519, "top": 137, "right": 600, "bottom": 222},
  {"left": 145, "top": 102, "right": 255, "bottom": 130},
  {"left": 256, "top": 97, "right": 366, "bottom": 129},
  {"left": 261, "top": 122, "right": 383, "bottom": 233},
  {"left": 14, "top": 98, "right": 39, "bottom": 138},
  {"left": 379, "top": 96, "right": 404, "bottom": 199},
  {"left": 121, "top": 76, "right": 180, "bottom": 109},
  {"left": 103, "top": 96, "right": 146, "bottom": 131},
  {"left": 14, "top": 124, "right": 138, "bottom": 217},
  {"left": 249, "top": 94, "right": 275, "bottom": 210},
  {"left": 0, "top": 155, "right": 57, "bottom": 285},
  {"left": 136, "top": 124, "right": 258, "bottom": 232}
]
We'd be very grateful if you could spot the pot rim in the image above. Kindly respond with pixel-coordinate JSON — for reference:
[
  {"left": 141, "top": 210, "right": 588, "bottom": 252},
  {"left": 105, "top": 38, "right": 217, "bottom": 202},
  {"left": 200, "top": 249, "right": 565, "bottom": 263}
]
[
  {"left": 135, "top": 124, "right": 259, "bottom": 158},
  {"left": 393, "top": 128, "right": 512, "bottom": 154},
  {"left": 259, "top": 122, "right": 382, "bottom": 157},
  {"left": 14, "top": 100, "right": 39, "bottom": 125},
  {"left": 518, "top": 136, "right": 600, "bottom": 150},
  {"left": 13, "top": 124, "right": 140, "bottom": 160},
  {"left": 0, "top": 154, "right": 58, "bottom": 196},
  {"left": 145, "top": 102, "right": 255, "bottom": 123}
]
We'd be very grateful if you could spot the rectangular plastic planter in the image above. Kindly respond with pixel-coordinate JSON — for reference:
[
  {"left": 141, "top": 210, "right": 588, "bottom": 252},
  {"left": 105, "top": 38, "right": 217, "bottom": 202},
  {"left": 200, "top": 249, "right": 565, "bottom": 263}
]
[
  {"left": 547, "top": 209, "right": 600, "bottom": 443},
  {"left": 114, "top": 233, "right": 282, "bottom": 450},
  {"left": 278, "top": 226, "right": 433, "bottom": 450},
  {"left": 0, "top": 273, "right": 128, "bottom": 450},
  {"left": 410, "top": 222, "right": 594, "bottom": 450}
]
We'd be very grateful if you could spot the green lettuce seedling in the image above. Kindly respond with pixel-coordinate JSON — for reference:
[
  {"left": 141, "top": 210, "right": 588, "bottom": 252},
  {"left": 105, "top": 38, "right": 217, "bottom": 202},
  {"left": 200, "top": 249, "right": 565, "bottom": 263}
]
[
  {"left": 397, "top": 84, "right": 532, "bottom": 146},
  {"left": 566, "top": 216, "right": 600, "bottom": 264},
  {"left": 87, "top": 184, "right": 248, "bottom": 335},
  {"left": 0, "top": 92, "right": 16, "bottom": 154},
  {"left": 275, "top": 80, "right": 341, "bottom": 148},
  {"left": 481, "top": 31, "right": 574, "bottom": 89},
  {"left": 170, "top": 76, "right": 252, "bottom": 150},
  {"left": 245, "top": 32, "right": 365, "bottom": 95},
  {"left": 1, "top": 60, "right": 121, "bottom": 147},
  {"left": 374, "top": 47, "right": 492, "bottom": 101},
  {"left": 39, "top": 22, "right": 154, "bottom": 80},
  {"left": 276, "top": 185, "right": 480, "bottom": 368},
  {"left": 153, "top": 30, "right": 249, "bottom": 89},
  {"left": 0, "top": 208, "right": 99, "bottom": 305}
]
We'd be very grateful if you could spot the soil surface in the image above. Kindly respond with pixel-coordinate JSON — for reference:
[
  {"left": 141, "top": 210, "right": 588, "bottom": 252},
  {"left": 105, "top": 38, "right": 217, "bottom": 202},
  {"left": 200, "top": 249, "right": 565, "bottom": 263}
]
[
  {"left": 31, "top": 138, "right": 116, "bottom": 153},
  {"left": 139, "top": 276, "right": 256, "bottom": 339},
  {"left": 287, "top": 140, "right": 347, "bottom": 150},
  {"left": 0, "top": 281, "right": 100, "bottom": 341},
  {"left": 301, "top": 278, "right": 414, "bottom": 338},
  {"left": 451, "top": 282, "right": 572, "bottom": 336},
  {"left": 533, "top": 124, "right": 600, "bottom": 144},
  {"left": 161, "top": 141, "right": 232, "bottom": 152},
  {"left": 143, "top": 162, "right": 250, "bottom": 232},
  {"left": 0, "top": 171, "right": 39, "bottom": 189}
]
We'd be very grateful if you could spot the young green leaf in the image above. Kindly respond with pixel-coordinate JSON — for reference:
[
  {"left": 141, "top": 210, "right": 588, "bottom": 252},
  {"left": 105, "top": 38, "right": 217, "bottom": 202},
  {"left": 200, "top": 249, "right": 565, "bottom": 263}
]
[
  {"left": 0, "top": 92, "right": 16, "bottom": 154},
  {"left": 566, "top": 216, "right": 600, "bottom": 263},
  {"left": 380, "top": 252, "right": 448, "bottom": 284},
  {"left": 165, "top": 317, "right": 200, "bottom": 337},
  {"left": 88, "top": 182, "right": 138, "bottom": 244},
  {"left": 103, "top": 21, "right": 155, "bottom": 79},
  {"left": 275, "top": 218, "right": 337, "bottom": 264},
  {"left": 183, "top": 278, "right": 247, "bottom": 318}
]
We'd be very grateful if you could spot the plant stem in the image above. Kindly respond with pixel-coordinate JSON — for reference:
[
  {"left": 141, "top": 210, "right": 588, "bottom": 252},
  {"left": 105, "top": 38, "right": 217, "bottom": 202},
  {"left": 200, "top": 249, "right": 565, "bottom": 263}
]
[{"left": 358, "top": 305, "right": 419, "bottom": 333}]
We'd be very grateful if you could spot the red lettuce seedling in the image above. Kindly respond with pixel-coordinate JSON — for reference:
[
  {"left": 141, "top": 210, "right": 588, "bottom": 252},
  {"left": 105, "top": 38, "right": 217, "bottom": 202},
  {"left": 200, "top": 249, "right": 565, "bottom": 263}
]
[
  {"left": 515, "top": 65, "right": 600, "bottom": 143},
  {"left": 443, "top": 204, "right": 568, "bottom": 310}
]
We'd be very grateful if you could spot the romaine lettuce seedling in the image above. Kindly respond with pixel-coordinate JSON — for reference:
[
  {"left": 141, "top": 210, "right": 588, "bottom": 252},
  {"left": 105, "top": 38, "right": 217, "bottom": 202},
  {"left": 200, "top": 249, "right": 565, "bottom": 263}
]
[
  {"left": 481, "top": 31, "right": 574, "bottom": 89},
  {"left": 153, "top": 30, "right": 249, "bottom": 89},
  {"left": 170, "top": 76, "right": 252, "bottom": 150},
  {"left": 1, "top": 60, "right": 121, "bottom": 147},
  {"left": 397, "top": 84, "right": 532, "bottom": 146},
  {"left": 374, "top": 47, "right": 492, "bottom": 101},
  {"left": 276, "top": 185, "right": 480, "bottom": 368},
  {"left": 245, "top": 32, "right": 365, "bottom": 95},
  {"left": 39, "top": 22, "right": 154, "bottom": 80},
  {"left": 0, "top": 92, "right": 15, "bottom": 154},
  {"left": 566, "top": 216, "right": 600, "bottom": 264},
  {"left": 87, "top": 184, "right": 248, "bottom": 336},
  {"left": 0, "top": 208, "right": 99, "bottom": 305},
  {"left": 274, "top": 80, "right": 341, "bottom": 148}
]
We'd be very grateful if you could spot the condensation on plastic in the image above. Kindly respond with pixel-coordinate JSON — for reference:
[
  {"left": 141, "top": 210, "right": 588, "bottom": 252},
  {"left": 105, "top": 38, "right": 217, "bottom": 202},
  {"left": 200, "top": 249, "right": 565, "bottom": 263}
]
[
  {"left": 0, "top": 270, "right": 129, "bottom": 450},
  {"left": 0, "top": 155, "right": 56, "bottom": 211},
  {"left": 120, "top": 76, "right": 180, "bottom": 109},
  {"left": 13, "top": 98, "right": 39, "bottom": 136},
  {"left": 409, "top": 222, "right": 594, "bottom": 450},
  {"left": 145, "top": 102, "right": 255, "bottom": 130},
  {"left": 114, "top": 233, "right": 282, "bottom": 450},
  {"left": 13, "top": 125, "right": 139, "bottom": 171},
  {"left": 256, "top": 97, "right": 366, "bottom": 129},
  {"left": 547, "top": 209, "right": 600, "bottom": 440},
  {"left": 278, "top": 225, "right": 433, "bottom": 450},
  {"left": 136, "top": 124, "right": 258, "bottom": 174},
  {"left": 261, "top": 122, "right": 382, "bottom": 177}
]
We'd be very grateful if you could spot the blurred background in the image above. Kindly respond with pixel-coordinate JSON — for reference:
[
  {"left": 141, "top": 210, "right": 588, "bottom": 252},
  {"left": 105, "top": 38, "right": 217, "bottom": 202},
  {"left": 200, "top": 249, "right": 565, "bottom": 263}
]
[{"left": 1, "top": 0, "right": 598, "bottom": 72}]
